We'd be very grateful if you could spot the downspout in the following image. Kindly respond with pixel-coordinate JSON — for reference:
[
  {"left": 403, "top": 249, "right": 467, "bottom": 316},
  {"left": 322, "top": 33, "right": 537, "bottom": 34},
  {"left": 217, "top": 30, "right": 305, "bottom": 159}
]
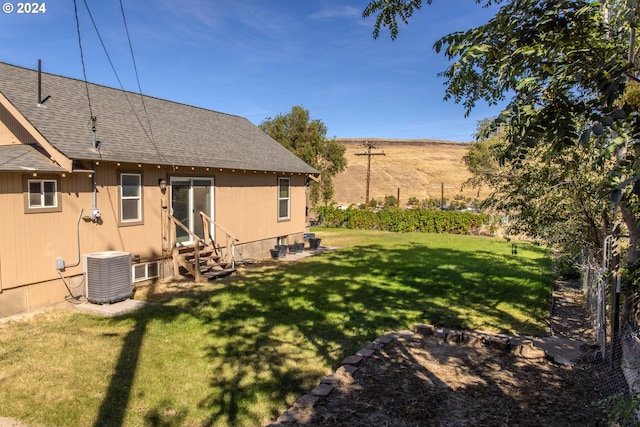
[{"left": 55, "top": 209, "right": 86, "bottom": 298}]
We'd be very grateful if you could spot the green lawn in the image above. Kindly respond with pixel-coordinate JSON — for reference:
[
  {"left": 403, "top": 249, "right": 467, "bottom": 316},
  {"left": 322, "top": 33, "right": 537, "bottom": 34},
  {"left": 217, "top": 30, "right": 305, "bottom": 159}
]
[{"left": 0, "top": 229, "right": 553, "bottom": 426}]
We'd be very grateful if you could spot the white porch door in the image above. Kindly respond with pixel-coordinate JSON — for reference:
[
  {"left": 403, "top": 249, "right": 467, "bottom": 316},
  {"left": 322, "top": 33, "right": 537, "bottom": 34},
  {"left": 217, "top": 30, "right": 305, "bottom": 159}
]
[{"left": 170, "top": 177, "right": 214, "bottom": 244}]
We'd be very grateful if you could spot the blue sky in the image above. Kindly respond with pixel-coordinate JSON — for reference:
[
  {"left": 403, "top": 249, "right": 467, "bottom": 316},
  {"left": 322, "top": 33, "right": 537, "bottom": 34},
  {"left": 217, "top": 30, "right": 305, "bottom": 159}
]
[{"left": 1, "top": 0, "right": 503, "bottom": 142}]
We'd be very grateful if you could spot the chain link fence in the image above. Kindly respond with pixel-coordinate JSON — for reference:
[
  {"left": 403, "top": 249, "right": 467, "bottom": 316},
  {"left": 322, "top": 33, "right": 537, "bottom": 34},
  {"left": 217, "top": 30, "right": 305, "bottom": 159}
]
[{"left": 580, "top": 245, "right": 640, "bottom": 424}]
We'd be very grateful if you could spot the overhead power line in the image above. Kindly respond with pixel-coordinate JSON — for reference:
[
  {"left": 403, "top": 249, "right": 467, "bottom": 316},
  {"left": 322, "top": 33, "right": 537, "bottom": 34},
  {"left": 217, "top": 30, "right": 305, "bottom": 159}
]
[
  {"left": 74, "top": 0, "right": 167, "bottom": 164},
  {"left": 119, "top": 0, "right": 158, "bottom": 154},
  {"left": 73, "top": 0, "right": 93, "bottom": 119}
]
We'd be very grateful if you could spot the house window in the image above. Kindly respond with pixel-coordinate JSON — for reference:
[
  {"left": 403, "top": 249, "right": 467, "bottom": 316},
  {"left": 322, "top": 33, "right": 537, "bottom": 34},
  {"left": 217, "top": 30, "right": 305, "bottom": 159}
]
[
  {"left": 120, "top": 172, "right": 142, "bottom": 224},
  {"left": 132, "top": 262, "right": 159, "bottom": 282},
  {"left": 278, "top": 177, "right": 290, "bottom": 220},
  {"left": 29, "top": 179, "right": 57, "bottom": 208},
  {"left": 24, "top": 177, "right": 61, "bottom": 213}
]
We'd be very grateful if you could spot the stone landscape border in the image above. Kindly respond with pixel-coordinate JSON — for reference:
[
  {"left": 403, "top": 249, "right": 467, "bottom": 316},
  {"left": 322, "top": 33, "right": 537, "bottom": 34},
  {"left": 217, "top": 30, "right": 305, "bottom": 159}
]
[{"left": 266, "top": 323, "right": 583, "bottom": 426}]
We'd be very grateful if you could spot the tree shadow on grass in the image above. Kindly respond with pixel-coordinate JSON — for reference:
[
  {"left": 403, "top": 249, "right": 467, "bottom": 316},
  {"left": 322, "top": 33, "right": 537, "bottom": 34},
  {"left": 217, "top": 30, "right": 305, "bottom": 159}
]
[
  {"left": 92, "top": 304, "right": 188, "bottom": 427},
  {"left": 193, "top": 241, "right": 552, "bottom": 425},
  {"left": 93, "top": 239, "right": 553, "bottom": 426}
]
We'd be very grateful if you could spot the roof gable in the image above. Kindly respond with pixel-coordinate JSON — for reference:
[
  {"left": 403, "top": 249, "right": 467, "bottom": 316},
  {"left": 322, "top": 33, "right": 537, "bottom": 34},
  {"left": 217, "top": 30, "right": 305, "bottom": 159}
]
[{"left": 0, "top": 62, "right": 319, "bottom": 175}]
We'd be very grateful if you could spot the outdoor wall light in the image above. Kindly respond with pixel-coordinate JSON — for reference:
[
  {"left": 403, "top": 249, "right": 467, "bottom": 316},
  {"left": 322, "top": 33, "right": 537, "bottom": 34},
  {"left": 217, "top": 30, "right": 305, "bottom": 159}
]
[{"left": 159, "top": 178, "right": 167, "bottom": 193}]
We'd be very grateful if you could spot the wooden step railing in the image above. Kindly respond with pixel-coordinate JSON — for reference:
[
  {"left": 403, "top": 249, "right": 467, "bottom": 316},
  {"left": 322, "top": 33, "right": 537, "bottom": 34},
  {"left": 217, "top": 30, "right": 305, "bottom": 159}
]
[
  {"left": 167, "top": 213, "right": 240, "bottom": 281},
  {"left": 167, "top": 214, "right": 206, "bottom": 281},
  {"left": 199, "top": 211, "right": 240, "bottom": 268}
]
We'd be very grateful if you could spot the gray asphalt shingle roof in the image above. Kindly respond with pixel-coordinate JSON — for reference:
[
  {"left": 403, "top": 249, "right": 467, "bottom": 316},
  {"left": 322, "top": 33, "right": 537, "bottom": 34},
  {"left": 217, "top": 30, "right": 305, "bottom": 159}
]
[
  {"left": 0, "top": 62, "right": 319, "bottom": 174},
  {"left": 0, "top": 144, "right": 66, "bottom": 172}
]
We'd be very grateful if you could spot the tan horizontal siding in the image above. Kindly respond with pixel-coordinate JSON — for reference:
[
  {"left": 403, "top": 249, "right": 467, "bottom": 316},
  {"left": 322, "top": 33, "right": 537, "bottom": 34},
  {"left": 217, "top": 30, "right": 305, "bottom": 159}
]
[{"left": 1, "top": 163, "right": 309, "bottom": 288}]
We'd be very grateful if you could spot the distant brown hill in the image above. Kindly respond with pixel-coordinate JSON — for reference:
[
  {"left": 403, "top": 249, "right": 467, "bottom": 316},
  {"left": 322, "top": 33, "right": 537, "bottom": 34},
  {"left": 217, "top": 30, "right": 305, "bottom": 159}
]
[{"left": 331, "top": 138, "right": 483, "bottom": 207}]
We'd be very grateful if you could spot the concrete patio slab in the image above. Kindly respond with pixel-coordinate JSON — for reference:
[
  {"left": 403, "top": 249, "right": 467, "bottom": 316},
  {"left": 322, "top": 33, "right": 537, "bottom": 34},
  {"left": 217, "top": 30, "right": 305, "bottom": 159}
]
[
  {"left": 0, "top": 417, "right": 28, "bottom": 427},
  {"left": 74, "top": 299, "right": 150, "bottom": 317},
  {"left": 277, "top": 246, "right": 336, "bottom": 261}
]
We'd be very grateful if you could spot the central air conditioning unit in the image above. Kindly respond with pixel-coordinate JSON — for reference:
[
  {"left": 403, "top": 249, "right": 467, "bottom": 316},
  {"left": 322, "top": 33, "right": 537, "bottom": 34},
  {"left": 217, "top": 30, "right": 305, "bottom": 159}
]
[{"left": 83, "top": 251, "right": 132, "bottom": 304}]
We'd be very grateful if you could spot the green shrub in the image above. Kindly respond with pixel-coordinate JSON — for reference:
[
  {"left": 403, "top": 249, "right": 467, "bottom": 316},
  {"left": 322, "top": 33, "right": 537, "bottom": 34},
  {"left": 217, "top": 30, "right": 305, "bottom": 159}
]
[
  {"left": 552, "top": 252, "right": 581, "bottom": 279},
  {"left": 313, "top": 205, "right": 490, "bottom": 234}
]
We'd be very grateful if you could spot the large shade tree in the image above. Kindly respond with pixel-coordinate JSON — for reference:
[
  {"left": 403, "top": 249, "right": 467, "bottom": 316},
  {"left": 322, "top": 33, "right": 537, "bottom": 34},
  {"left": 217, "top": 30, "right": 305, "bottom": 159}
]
[
  {"left": 464, "top": 119, "right": 612, "bottom": 255},
  {"left": 259, "top": 106, "right": 347, "bottom": 206},
  {"left": 364, "top": 0, "right": 640, "bottom": 266}
]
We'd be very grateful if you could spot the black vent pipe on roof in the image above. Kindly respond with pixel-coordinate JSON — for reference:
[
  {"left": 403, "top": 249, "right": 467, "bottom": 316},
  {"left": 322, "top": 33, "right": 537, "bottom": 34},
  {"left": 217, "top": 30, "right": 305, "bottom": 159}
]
[{"left": 37, "top": 59, "right": 50, "bottom": 105}]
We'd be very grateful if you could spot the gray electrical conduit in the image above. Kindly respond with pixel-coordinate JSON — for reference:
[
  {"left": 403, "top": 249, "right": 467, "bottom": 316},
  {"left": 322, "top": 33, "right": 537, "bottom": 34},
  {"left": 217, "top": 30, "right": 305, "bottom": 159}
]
[{"left": 57, "top": 208, "right": 86, "bottom": 297}]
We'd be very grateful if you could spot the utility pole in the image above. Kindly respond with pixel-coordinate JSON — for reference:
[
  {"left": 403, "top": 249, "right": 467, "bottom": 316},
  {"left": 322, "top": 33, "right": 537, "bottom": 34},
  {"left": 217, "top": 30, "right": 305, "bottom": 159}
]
[
  {"left": 430, "top": 182, "right": 456, "bottom": 210},
  {"left": 355, "top": 141, "right": 385, "bottom": 208}
]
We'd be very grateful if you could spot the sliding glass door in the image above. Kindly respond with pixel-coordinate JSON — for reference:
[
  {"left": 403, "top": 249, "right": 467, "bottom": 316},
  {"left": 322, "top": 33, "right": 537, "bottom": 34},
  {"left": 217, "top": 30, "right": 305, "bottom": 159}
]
[{"left": 170, "top": 178, "right": 214, "bottom": 244}]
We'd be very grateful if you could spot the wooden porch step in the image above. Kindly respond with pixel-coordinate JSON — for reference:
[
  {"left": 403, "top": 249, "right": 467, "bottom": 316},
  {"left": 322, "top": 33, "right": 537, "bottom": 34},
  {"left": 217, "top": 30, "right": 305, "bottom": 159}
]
[
  {"left": 200, "top": 261, "right": 233, "bottom": 272},
  {"left": 202, "top": 268, "right": 237, "bottom": 279},
  {"left": 177, "top": 243, "right": 207, "bottom": 251},
  {"left": 180, "top": 246, "right": 214, "bottom": 253},
  {"left": 185, "top": 254, "right": 221, "bottom": 264},
  {"left": 177, "top": 245, "right": 214, "bottom": 255}
]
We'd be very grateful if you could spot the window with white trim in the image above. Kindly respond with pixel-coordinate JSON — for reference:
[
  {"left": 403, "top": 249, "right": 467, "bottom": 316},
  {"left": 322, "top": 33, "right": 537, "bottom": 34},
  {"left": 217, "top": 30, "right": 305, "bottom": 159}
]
[
  {"left": 120, "top": 173, "right": 142, "bottom": 223},
  {"left": 28, "top": 179, "right": 58, "bottom": 208},
  {"left": 133, "top": 262, "right": 159, "bottom": 282},
  {"left": 278, "top": 177, "right": 290, "bottom": 220}
]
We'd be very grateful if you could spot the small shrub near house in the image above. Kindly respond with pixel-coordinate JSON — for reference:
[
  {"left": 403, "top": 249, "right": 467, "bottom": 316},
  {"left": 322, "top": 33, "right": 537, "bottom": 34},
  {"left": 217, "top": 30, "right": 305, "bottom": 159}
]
[{"left": 314, "top": 204, "right": 491, "bottom": 234}]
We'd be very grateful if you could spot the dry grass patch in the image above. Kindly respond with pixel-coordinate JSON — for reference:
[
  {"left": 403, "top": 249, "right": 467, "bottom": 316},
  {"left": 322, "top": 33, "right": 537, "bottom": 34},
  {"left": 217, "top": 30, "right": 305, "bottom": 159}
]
[{"left": 332, "top": 139, "right": 479, "bottom": 205}]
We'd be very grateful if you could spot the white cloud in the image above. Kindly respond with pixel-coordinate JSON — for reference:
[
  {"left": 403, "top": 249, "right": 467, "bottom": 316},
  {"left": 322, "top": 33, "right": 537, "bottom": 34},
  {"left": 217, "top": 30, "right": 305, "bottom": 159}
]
[{"left": 310, "top": 5, "right": 366, "bottom": 24}]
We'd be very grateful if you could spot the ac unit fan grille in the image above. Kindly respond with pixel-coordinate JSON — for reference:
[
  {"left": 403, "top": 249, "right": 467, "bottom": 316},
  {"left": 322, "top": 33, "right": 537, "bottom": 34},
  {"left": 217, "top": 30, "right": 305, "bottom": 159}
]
[{"left": 84, "top": 251, "right": 132, "bottom": 304}]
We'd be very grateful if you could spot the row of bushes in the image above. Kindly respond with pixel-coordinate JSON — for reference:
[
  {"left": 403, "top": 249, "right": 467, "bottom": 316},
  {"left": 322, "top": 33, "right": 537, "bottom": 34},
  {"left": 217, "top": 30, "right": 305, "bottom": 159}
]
[{"left": 313, "top": 205, "right": 492, "bottom": 234}]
